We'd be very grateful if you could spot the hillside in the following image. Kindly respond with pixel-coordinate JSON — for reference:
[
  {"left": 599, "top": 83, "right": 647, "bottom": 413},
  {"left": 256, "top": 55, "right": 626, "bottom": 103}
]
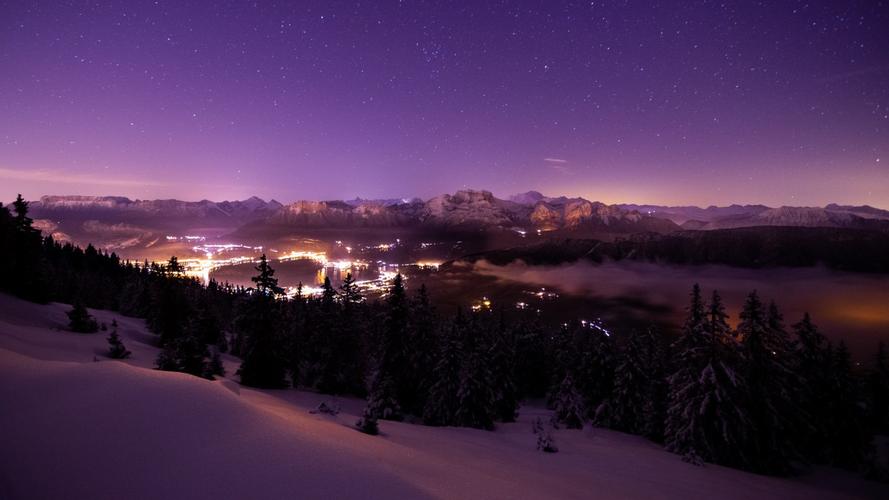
[
  {"left": 457, "top": 227, "right": 889, "bottom": 273},
  {"left": 1, "top": 294, "right": 885, "bottom": 500}
]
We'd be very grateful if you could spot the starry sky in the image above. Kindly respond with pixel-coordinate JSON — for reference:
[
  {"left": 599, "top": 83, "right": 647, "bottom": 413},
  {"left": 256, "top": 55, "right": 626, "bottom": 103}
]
[{"left": 1, "top": 1, "right": 887, "bottom": 207}]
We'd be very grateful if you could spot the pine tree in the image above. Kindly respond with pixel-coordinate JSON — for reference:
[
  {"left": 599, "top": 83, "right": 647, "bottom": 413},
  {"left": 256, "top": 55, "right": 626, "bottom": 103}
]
[
  {"left": 573, "top": 325, "right": 615, "bottom": 418},
  {"left": 454, "top": 317, "right": 496, "bottom": 430},
  {"left": 339, "top": 272, "right": 361, "bottom": 306},
  {"left": 251, "top": 254, "right": 283, "bottom": 296},
  {"left": 356, "top": 408, "right": 380, "bottom": 435},
  {"left": 314, "top": 275, "right": 365, "bottom": 396},
  {"left": 792, "top": 312, "right": 833, "bottom": 461},
  {"left": 192, "top": 302, "right": 223, "bottom": 346},
  {"left": 596, "top": 328, "right": 667, "bottom": 440},
  {"left": 867, "top": 342, "right": 889, "bottom": 434},
  {"left": 154, "top": 333, "right": 211, "bottom": 378},
  {"left": 236, "top": 294, "right": 287, "bottom": 388},
  {"left": 737, "top": 295, "right": 800, "bottom": 473},
  {"left": 236, "top": 262, "right": 287, "bottom": 388},
  {"left": 206, "top": 348, "right": 226, "bottom": 379},
  {"left": 825, "top": 341, "right": 869, "bottom": 467},
  {"left": 405, "top": 284, "right": 437, "bottom": 416},
  {"left": 12, "top": 194, "right": 34, "bottom": 232},
  {"left": 67, "top": 301, "right": 99, "bottom": 333},
  {"left": 107, "top": 320, "right": 132, "bottom": 359},
  {"left": 551, "top": 374, "right": 585, "bottom": 429},
  {"left": 423, "top": 317, "right": 464, "bottom": 426},
  {"left": 533, "top": 417, "right": 559, "bottom": 453},
  {"left": 364, "top": 274, "right": 408, "bottom": 419},
  {"left": 490, "top": 321, "right": 520, "bottom": 423},
  {"left": 165, "top": 256, "right": 184, "bottom": 276},
  {"left": 364, "top": 374, "right": 402, "bottom": 421},
  {"left": 665, "top": 285, "right": 752, "bottom": 468}
]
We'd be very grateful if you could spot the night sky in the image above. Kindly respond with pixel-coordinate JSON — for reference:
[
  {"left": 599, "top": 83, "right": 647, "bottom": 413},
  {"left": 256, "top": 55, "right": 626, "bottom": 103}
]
[{"left": 1, "top": 1, "right": 887, "bottom": 207}]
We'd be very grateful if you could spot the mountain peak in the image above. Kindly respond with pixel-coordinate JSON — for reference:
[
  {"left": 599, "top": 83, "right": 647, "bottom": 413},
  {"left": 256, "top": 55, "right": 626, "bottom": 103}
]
[{"left": 509, "top": 191, "right": 546, "bottom": 205}]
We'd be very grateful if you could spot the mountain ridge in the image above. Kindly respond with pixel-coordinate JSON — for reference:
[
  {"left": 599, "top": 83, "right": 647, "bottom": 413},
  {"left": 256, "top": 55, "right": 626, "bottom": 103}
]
[{"left": 27, "top": 191, "right": 889, "bottom": 234}]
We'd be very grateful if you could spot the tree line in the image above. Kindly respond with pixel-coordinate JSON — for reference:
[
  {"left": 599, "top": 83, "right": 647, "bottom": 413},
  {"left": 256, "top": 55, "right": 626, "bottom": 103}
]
[{"left": 1, "top": 195, "right": 887, "bottom": 478}]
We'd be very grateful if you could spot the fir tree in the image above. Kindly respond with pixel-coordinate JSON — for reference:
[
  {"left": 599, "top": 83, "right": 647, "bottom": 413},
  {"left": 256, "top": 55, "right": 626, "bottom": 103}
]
[
  {"left": 737, "top": 295, "right": 800, "bottom": 474},
  {"left": 166, "top": 255, "right": 184, "bottom": 275},
  {"left": 315, "top": 275, "right": 365, "bottom": 395},
  {"left": 236, "top": 294, "right": 287, "bottom": 388},
  {"left": 192, "top": 302, "right": 223, "bottom": 346},
  {"left": 363, "top": 274, "right": 409, "bottom": 420},
  {"left": 107, "top": 320, "right": 131, "bottom": 359},
  {"left": 825, "top": 341, "right": 869, "bottom": 467},
  {"left": 423, "top": 317, "right": 464, "bottom": 426},
  {"left": 533, "top": 417, "right": 559, "bottom": 453},
  {"left": 154, "top": 333, "right": 211, "bottom": 378},
  {"left": 551, "top": 374, "right": 585, "bottom": 429},
  {"left": 206, "top": 348, "right": 226, "bottom": 379},
  {"left": 12, "top": 194, "right": 34, "bottom": 232},
  {"left": 251, "top": 254, "right": 283, "bottom": 296},
  {"left": 665, "top": 285, "right": 752, "bottom": 468},
  {"left": 792, "top": 312, "right": 832, "bottom": 461},
  {"left": 596, "top": 327, "right": 667, "bottom": 440},
  {"left": 405, "top": 284, "right": 437, "bottom": 416},
  {"left": 867, "top": 342, "right": 889, "bottom": 434},
  {"left": 364, "top": 374, "right": 402, "bottom": 421},
  {"left": 454, "top": 318, "right": 496, "bottom": 430},
  {"left": 356, "top": 408, "right": 380, "bottom": 435},
  {"left": 489, "top": 321, "right": 520, "bottom": 423},
  {"left": 339, "top": 272, "right": 361, "bottom": 306},
  {"left": 67, "top": 301, "right": 99, "bottom": 333}
]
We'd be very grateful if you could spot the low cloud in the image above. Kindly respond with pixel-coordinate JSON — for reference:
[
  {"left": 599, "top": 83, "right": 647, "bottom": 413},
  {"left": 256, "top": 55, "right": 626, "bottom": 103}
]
[{"left": 0, "top": 166, "right": 167, "bottom": 188}]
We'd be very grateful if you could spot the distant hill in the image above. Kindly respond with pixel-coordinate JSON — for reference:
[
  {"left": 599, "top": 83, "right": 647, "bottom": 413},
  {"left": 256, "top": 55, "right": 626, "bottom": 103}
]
[{"left": 456, "top": 226, "right": 889, "bottom": 273}]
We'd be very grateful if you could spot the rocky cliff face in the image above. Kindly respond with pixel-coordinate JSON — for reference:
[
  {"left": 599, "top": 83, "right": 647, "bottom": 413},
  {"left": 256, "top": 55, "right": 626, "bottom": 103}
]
[{"left": 33, "top": 195, "right": 282, "bottom": 220}]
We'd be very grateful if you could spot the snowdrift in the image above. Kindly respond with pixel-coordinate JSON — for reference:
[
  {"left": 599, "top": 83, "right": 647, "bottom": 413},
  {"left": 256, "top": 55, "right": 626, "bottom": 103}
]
[{"left": 0, "top": 294, "right": 885, "bottom": 500}]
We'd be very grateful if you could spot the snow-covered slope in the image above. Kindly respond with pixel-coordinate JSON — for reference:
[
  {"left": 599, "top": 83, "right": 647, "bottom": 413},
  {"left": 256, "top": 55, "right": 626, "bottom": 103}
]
[{"left": 1, "top": 294, "right": 884, "bottom": 500}]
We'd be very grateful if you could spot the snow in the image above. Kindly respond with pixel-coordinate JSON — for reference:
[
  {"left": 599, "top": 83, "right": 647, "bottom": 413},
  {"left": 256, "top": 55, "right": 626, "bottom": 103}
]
[{"left": 0, "top": 293, "right": 885, "bottom": 500}]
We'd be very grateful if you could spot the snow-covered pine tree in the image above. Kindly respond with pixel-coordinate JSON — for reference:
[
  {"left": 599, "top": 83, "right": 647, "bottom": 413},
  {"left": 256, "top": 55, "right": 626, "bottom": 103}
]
[
  {"left": 825, "top": 341, "right": 869, "bottom": 467},
  {"left": 574, "top": 324, "right": 615, "bottom": 419},
  {"left": 67, "top": 301, "right": 98, "bottom": 333},
  {"left": 377, "top": 274, "right": 409, "bottom": 417},
  {"left": 489, "top": 314, "right": 520, "bottom": 423},
  {"left": 363, "top": 373, "right": 403, "bottom": 421},
  {"left": 106, "top": 321, "right": 131, "bottom": 359},
  {"left": 236, "top": 292, "right": 287, "bottom": 388},
  {"left": 314, "top": 276, "right": 366, "bottom": 396},
  {"left": 792, "top": 312, "right": 832, "bottom": 461},
  {"left": 356, "top": 408, "right": 380, "bottom": 435},
  {"left": 454, "top": 318, "right": 496, "bottom": 430},
  {"left": 596, "top": 327, "right": 667, "bottom": 440},
  {"left": 551, "top": 374, "right": 585, "bottom": 429},
  {"left": 665, "top": 286, "right": 752, "bottom": 468},
  {"left": 867, "top": 342, "right": 889, "bottom": 434},
  {"left": 737, "top": 295, "right": 801, "bottom": 473},
  {"left": 533, "top": 417, "right": 559, "bottom": 453},
  {"left": 405, "top": 284, "right": 437, "bottom": 416},
  {"left": 206, "top": 348, "right": 225, "bottom": 379},
  {"left": 423, "top": 316, "right": 464, "bottom": 426}
]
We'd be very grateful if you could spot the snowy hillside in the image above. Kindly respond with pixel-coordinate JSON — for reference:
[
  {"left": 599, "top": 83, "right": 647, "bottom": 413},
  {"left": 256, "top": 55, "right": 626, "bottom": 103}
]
[{"left": 0, "top": 294, "right": 885, "bottom": 500}]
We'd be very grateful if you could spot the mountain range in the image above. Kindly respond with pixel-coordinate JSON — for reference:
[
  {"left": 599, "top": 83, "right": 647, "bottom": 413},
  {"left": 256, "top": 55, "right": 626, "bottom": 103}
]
[{"left": 24, "top": 190, "right": 889, "bottom": 253}]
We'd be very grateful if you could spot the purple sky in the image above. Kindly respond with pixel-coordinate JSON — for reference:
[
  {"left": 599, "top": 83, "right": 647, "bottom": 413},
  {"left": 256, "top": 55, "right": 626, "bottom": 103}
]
[{"left": 1, "top": 1, "right": 887, "bottom": 207}]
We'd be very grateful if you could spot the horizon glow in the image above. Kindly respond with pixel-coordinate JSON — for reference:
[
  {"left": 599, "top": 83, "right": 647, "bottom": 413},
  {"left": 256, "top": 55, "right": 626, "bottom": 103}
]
[{"left": 1, "top": 1, "right": 887, "bottom": 208}]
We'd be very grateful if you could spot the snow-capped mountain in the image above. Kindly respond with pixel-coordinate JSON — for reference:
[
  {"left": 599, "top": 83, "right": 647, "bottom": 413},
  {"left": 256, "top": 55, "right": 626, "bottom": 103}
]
[
  {"left": 26, "top": 192, "right": 889, "bottom": 243},
  {"left": 258, "top": 189, "right": 673, "bottom": 232},
  {"left": 617, "top": 202, "right": 889, "bottom": 231},
  {"left": 33, "top": 195, "right": 283, "bottom": 219}
]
